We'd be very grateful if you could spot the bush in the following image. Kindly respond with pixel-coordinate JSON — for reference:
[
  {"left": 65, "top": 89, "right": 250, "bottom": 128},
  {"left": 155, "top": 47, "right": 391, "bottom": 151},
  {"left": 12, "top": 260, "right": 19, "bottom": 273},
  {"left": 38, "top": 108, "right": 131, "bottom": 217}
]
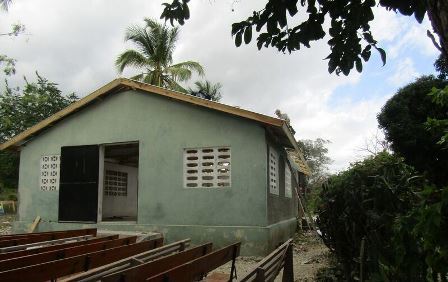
[{"left": 316, "top": 152, "right": 426, "bottom": 280}]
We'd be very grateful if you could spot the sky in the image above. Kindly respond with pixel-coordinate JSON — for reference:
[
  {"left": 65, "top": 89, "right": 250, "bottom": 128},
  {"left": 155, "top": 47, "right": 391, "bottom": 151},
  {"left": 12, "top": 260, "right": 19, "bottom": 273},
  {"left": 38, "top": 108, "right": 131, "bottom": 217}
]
[{"left": 0, "top": 0, "right": 440, "bottom": 172}]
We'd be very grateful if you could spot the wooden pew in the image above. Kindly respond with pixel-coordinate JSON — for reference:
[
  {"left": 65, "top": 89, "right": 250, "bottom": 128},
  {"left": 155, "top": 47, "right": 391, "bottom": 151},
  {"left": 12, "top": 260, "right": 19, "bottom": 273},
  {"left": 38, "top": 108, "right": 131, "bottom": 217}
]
[
  {"left": 0, "top": 235, "right": 118, "bottom": 261},
  {"left": 239, "top": 239, "right": 294, "bottom": 282},
  {"left": 62, "top": 239, "right": 190, "bottom": 282},
  {"left": 0, "top": 228, "right": 97, "bottom": 240},
  {"left": 0, "top": 236, "right": 138, "bottom": 271},
  {"left": 0, "top": 238, "right": 163, "bottom": 282},
  {"left": 0, "top": 228, "right": 97, "bottom": 248},
  {"left": 146, "top": 242, "right": 241, "bottom": 282},
  {"left": 102, "top": 243, "right": 213, "bottom": 282}
]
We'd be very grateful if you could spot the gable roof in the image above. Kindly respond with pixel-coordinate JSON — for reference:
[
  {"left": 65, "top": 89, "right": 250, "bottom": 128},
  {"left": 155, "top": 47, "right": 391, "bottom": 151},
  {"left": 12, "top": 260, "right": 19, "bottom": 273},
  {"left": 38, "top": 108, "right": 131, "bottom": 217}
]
[{"left": 0, "top": 78, "right": 301, "bottom": 155}]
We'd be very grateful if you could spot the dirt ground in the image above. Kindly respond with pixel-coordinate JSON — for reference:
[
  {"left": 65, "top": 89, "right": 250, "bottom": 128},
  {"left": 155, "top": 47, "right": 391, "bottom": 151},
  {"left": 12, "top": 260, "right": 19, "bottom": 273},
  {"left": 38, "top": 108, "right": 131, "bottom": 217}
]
[
  {"left": 0, "top": 214, "right": 14, "bottom": 235},
  {"left": 215, "top": 231, "right": 331, "bottom": 281}
]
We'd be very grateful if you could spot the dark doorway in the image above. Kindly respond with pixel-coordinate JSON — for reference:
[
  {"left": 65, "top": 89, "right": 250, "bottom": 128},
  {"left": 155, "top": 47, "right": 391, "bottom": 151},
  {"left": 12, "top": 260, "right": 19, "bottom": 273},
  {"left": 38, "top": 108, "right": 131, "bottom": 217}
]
[{"left": 58, "top": 145, "right": 99, "bottom": 222}]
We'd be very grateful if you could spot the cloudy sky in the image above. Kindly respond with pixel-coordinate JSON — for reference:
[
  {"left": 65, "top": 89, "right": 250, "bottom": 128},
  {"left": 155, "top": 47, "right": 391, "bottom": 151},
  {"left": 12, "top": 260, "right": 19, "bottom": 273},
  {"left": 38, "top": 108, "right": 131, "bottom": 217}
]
[{"left": 0, "top": 0, "right": 440, "bottom": 171}]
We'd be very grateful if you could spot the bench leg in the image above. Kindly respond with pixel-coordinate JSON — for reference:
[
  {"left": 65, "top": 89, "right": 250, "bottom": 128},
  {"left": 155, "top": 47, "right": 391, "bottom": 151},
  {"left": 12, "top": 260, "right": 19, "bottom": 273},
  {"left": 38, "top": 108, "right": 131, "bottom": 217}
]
[{"left": 282, "top": 245, "right": 294, "bottom": 282}]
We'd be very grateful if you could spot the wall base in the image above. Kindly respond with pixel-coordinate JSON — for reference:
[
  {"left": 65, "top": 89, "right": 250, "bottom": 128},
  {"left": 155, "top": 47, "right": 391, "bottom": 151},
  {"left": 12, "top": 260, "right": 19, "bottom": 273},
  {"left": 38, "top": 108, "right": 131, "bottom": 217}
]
[{"left": 13, "top": 218, "right": 297, "bottom": 256}]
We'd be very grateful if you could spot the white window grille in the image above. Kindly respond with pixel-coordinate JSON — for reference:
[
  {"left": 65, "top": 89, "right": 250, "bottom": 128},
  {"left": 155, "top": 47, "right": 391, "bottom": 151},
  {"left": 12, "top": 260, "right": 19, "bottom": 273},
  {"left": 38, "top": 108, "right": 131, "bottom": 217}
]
[
  {"left": 183, "top": 147, "right": 231, "bottom": 188},
  {"left": 40, "top": 155, "right": 60, "bottom": 191},
  {"left": 269, "top": 146, "right": 279, "bottom": 195},
  {"left": 285, "top": 164, "right": 292, "bottom": 198},
  {"left": 104, "top": 170, "right": 128, "bottom": 196}
]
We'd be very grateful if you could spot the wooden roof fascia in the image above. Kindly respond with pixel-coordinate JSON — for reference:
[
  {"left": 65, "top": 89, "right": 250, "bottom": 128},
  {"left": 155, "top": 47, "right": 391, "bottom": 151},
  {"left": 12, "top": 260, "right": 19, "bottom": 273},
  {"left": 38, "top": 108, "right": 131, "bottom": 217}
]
[
  {"left": 0, "top": 78, "right": 287, "bottom": 151},
  {"left": 0, "top": 79, "right": 122, "bottom": 151},
  {"left": 119, "top": 79, "right": 284, "bottom": 127}
]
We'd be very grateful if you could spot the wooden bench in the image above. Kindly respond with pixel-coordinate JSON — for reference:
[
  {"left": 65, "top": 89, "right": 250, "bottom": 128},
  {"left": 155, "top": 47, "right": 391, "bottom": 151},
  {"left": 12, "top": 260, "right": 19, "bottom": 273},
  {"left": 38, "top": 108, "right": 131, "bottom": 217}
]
[
  {"left": 0, "top": 238, "right": 163, "bottom": 282},
  {"left": 101, "top": 243, "right": 213, "bottom": 282},
  {"left": 0, "top": 228, "right": 97, "bottom": 249},
  {"left": 240, "top": 239, "right": 294, "bottom": 282},
  {"left": 62, "top": 239, "right": 190, "bottom": 282},
  {"left": 0, "top": 235, "right": 119, "bottom": 261},
  {"left": 146, "top": 242, "right": 241, "bottom": 282},
  {"left": 0, "top": 236, "right": 137, "bottom": 271}
]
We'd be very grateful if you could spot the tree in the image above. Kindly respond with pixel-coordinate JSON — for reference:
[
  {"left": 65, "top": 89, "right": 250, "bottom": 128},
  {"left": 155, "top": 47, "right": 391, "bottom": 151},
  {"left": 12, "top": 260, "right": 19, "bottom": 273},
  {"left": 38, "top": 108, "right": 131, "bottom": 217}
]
[
  {"left": 188, "top": 80, "right": 222, "bottom": 101},
  {"left": 377, "top": 75, "right": 448, "bottom": 186},
  {"left": 0, "top": 0, "right": 25, "bottom": 76},
  {"left": 0, "top": 73, "right": 78, "bottom": 188},
  {"left": 116, "top": 18, "right": 204, "bottom": 92},
  {"left": 160, "top": 0, "right": 448, "bottom": 76},
  {"left": 297, "top": 138, "right": 332, "bottom": 186}
]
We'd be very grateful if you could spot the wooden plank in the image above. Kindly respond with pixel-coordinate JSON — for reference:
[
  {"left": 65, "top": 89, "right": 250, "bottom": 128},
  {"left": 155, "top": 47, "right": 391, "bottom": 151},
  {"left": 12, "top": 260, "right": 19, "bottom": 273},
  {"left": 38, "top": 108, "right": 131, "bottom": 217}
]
[
  {"left": 0, "top": 235, "right": 118, "bottom": 261},
  {"left": 240, "top": 239, "right": 293, "bottom": 282},
  {"left": 62, "top": 239, "right": 190, "bottom": 282},
  {"left": 0, "top": 235, "right": 93, "bottom": 253},
  {"left": 27, "top": 216, "right": 41, "bottom": 233},
  {"left": 0, "top": 236, "right": 138, "bottom": 271},
  {"left": 0, "top": 228, "right": 97, "bottom": 241},
  {"left": 0, "top": 228, "right": 97, "bottom": 248},
  {"left": 146, "top": 242, "right": 241, "bottom": 282},
  {"left": 102, "top": 243, "right": 213, "bottom": 282},
  {"left": 0, "top": 238, "right": 163, "bottom": 282}
]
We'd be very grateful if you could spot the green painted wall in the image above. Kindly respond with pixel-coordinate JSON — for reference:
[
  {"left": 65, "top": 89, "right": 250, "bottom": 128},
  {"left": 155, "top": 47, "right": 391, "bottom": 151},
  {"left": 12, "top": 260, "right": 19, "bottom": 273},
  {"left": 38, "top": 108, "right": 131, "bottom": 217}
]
[{"left": 17, "top": 90, "right": 268, "bottom": 227}]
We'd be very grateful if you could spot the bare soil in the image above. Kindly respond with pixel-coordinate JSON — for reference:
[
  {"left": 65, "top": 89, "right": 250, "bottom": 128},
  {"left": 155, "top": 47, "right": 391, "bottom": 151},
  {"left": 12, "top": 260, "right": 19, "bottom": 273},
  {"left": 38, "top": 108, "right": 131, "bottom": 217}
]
[
  {"left": 0, "top": 214, "right": 14, "bottom": 235},
  {"left": 214, "top": 231, "right": 331, "bottom": 281}
]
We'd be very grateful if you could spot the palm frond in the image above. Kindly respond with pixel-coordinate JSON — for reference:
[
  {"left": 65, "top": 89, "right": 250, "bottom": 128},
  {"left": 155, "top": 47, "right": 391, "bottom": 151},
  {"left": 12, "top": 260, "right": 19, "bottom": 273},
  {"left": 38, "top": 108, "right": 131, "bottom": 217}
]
[
  {"left": 115, "top": 49, "right": 149, "bottom": 73},
  {"left": 169, "top": 61, "right": 205, "bottom": 78}
]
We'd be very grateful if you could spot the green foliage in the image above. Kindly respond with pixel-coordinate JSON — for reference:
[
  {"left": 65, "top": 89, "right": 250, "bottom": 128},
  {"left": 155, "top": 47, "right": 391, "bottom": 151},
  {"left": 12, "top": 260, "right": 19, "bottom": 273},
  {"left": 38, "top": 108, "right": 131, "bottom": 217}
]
[
  {"left": 188, "top": 80, "right": 222, "bottom": 102},
  {"left": 116, "top": 18, "right": 204, "bottom": 91},
  {"left": 425, "top": 85, "right": 448, "bottom": 148},
  {"left": 317, "top": 152, "right": 426, "bottom": 280},
  {"left": 377, "top": 76, "right": 448, "bottom": 186},
  {"left": 160, "top": 0, "right": 436, "bottom": 76},
  {"left": 0, "top": 73, "right": 78, "bottom": 189},
  {"left": 435, "top": 54, "right": 448, "bottom": 80},
  {"left": 297, "top": 138, "right": 332, "bottom": 212}
]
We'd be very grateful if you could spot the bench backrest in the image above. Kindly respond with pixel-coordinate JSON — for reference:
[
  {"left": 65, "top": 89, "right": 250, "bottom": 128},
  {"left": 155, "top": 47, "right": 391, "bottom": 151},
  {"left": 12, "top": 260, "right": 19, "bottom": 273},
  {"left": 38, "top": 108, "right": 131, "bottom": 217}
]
[{"left": 240, "top": 239, "right": 294, "bottom": 282}]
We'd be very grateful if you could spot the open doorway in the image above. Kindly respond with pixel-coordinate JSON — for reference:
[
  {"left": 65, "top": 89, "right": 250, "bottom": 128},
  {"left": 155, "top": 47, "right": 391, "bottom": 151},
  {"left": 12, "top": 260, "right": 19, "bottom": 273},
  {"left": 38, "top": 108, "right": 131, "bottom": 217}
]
[{"left": 101, "top": 143, "right": 139, "bottom": 222}]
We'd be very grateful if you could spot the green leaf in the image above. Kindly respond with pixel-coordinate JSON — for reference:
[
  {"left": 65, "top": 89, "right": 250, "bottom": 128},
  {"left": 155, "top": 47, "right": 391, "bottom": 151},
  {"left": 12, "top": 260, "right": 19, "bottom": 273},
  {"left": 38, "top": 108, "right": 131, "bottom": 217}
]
[
  {"left": 235, "top": 32, "right": 242, "bottom": 47},
  {"left": 376, "top": 47, "right": 386, "bottom": 66},
  {"left": 244, "top": 26, "right": 252, "bottom": 44},
  {"left": 355, "top": 57, "right": 363, "bottom": 73}
]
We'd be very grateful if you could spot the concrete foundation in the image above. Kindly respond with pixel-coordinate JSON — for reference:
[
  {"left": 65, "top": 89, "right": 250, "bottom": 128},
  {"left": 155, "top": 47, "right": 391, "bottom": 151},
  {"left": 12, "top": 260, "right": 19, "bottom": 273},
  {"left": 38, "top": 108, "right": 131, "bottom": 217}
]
[{"left": 13, "top": 217, "right": 297, "bottom": 256}]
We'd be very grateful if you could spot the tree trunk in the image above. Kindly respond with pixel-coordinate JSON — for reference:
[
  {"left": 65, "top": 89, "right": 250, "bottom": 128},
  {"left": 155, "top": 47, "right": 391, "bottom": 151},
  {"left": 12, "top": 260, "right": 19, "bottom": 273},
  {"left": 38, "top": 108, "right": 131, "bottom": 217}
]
[{"left": 426, "top": 0, "right": 448, "bottom": 58}]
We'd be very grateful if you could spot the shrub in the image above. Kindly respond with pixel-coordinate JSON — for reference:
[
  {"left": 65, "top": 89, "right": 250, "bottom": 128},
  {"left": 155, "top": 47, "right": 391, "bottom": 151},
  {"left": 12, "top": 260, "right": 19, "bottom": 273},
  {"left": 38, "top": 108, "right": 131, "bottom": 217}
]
[{"left": 316, "top": 152, "right": 426, "bottom": 280}]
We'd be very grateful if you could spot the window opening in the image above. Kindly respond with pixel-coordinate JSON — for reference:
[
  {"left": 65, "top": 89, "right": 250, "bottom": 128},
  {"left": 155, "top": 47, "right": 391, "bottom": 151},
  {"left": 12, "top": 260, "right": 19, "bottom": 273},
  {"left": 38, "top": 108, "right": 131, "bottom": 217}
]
[{"left": 183, "top": 147, "right": 231, "bottom": 188}]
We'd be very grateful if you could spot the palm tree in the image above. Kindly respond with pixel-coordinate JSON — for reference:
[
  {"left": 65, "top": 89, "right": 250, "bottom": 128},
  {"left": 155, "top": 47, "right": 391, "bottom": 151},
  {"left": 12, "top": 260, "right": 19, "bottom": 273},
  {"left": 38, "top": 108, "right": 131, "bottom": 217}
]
[
  {"left": 116, "top": 18, "right": 204, "bottom": 91},
  {"left": 189, "top": 80, "right": 222, "bottom": 102}
]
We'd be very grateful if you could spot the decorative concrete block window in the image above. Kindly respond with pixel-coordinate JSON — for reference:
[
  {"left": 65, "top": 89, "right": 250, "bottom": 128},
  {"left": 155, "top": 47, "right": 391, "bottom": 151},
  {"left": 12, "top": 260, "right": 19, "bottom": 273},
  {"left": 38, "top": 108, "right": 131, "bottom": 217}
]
[
  {"left": 104, "top": 170, "right": 128, "bottom": 196},
  {"left": 40, "top": 155, "right": 60, "bottom": 191},
  {"left": 183, "top": 147, "right": 231, "bottom": 188},
  {"left": 285, "top": 164, "right": 292, "bottom": 198},
  {"left": 269, "top": 146, "right": 279, "bottom": 195}
]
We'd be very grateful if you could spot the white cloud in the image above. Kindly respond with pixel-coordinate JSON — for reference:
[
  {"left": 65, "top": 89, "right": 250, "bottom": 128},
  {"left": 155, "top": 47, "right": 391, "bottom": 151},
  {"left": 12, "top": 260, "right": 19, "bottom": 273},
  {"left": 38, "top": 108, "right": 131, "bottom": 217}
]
[
  {"left": 388, "top": 57, "right": 419, "bottom": 86},
  {"left": 0, "top": 0, "right": 434, "bottom": 172}
]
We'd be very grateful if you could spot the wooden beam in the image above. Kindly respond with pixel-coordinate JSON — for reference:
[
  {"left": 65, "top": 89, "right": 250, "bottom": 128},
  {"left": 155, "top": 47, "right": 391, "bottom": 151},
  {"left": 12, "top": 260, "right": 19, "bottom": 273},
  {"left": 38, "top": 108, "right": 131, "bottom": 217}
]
[
  {"left": 0, "top": 239, "right": 163, "bottom": 282},
  {"left": 146, "top": 242, "right": 241, "bottom": 282},
  {"left": 0, "top": 236, "right": 138, "bottom": 271},
  {"left": 27, "top": 216, "right": 41, "bottom": 233},
  {"left": 0, "top": 228, "right": 97, "bottom": 241},
  {"left": 62, "top": 239, "right": 190, "bottom": 282},
  {"left": 102, "top": 243, "right": 213, "bottom": 282},
  {"left": 0, "top": 235, "right": 118, "bottom": 261},
  {"left": 0, "top": 229, "right": 97, "bottom": 248}
]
